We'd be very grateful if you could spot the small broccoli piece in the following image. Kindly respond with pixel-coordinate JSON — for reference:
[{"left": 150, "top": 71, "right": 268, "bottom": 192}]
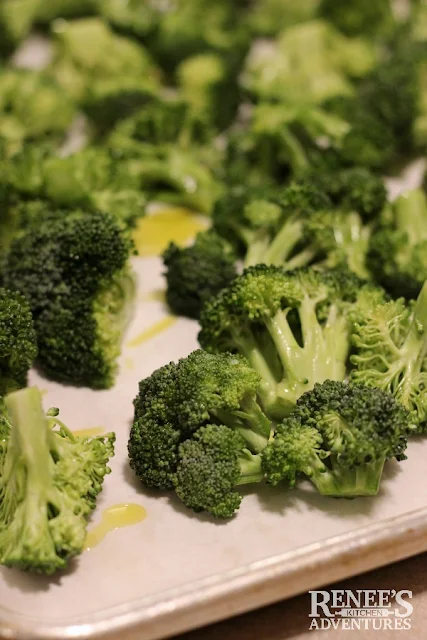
[
  {"left": 0, "top": 387, "right": 115, "bottom": 574},
  {"left": 163, "top": 230, "right": 237, "bottom": 320},
  {"left": 0, "top": 0, "right": 39, "bottom": 56},
  {"left": 199, "top": 266, "right": 360, "bottom": 419},
  {"left": 49, "top": 18, "right": 160, "bottom": 129},
  {"left": 351, "top": 282, "right": 427, "bottom": 431},
  {"left": 176, "top": 53, "right": 240, "bottom": 130},
  {"left": 42, "top": 147, "right": 146, "bottom": 227},
  {"left": 242, "top": 20, "right": 377, "bottom": 105},
  {"left": 129, "top": 351, "right": 273, "bottom": 490},
  {"left": 319, "top": 0, "right": 394, "bottom": 38},
  {"left": 0, "top": 289, "right": 37, "bottom": 396},
  {"left": 262, "top": 381, "right": 413, "bottom": 497},
  {"left": 3, "top": 210, "right": 136, "bottom": 388},
  {"left": 368, "top": 189, "right": 427, "bottom": 299},
  {"left": 0, "top": 69, "right": 75, "bottom": 148},
  {"left": 306, "top": 168, "right": 387, "bottom": 221},
  {"left": 212, "top": 181, "right": 332, "bottom": 268},
  {"left": 174, "top": 424, "right": 263, "bottom": 518},
  {"left": 247, "top": 0, "right": 318, "bottom": 37}
]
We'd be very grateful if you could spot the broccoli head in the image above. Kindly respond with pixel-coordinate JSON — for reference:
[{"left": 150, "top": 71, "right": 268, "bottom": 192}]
[
  {"left": 368, "top": 189, "right": 427, "bottom": 299},
  {"left": 174, "top": 424, "right": 263, "bottom": 518},
  {"left": 0, "top": 387, "right": 115, "bottom": 574},
  {"left": 128, "top": 351, "right": 273, "bottom": 490},
  {"left": 163, "top": 230, "right": 238, "bottom": 320},
  {"left": 3, "top": 210, "right": 136, "bottom": 388},
  {"left": 0, "top": 288, "right": 37, "bottom": 396},
  {"left": 351, "top": 281, "right": 427, "bottom": 431},
  {"left": 199, "top": 265, "right": 360, "bottom": 419},
  {"left": 262, "top": 380, "right": 413, "bottom": 497}
]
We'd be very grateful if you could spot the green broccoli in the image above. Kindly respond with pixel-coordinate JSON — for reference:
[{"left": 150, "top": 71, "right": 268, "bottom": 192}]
[
  {"left": 128, "top": 351, "right": 273, "bottom": 490},
  {"left": 262, "top": 380, "right": 414, "bottom": 497},
  {"left": 351, "top": 281, "right": 427, "bottom": 431},
  {"left": 319, "top": 0, "right": 394, "bottom": 38},
  {"left": 163, "top": 230, "right": 238, "bottom": 320},
  {"left": 0, "top": 386, "right": 115, "bottom": 574},
  {"left": 3, "top": 210, "right": 136, "bottom": 388},
  {"left": 368, "top": 189, "right": 427, "bottom": 299},
  {"left": 49, "top": 17, "right": 160, "bottom": 130},
  {"left": 199, "top": 265, "right": 361, "bottom": 419},
  {"left": 242, "top": 20, "right": 377, "bottom": 105},
  {"left": 0, "top": 288, "right": 37, "bottom": 396},
  {"left": 174, "top": 424, "right": 263, "bottom": 518}
]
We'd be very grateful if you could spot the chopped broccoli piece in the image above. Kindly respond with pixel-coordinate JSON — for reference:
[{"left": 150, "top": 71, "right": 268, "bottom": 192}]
[
  {"left": 351, "top": 282, "right": 427, "bottom": 431},
  {"left": 163, "top": 230, "right": 237, "bottom": 320},
  {"left": 175, "top": 424, "right": 263, "bottom": 518},
  {"left": 262, "top": 380, "right": 414, "bottom": 496},
  {"left": 0, "top": 288, "right": 37, "bottom": 396},
  {"left": 242, "top": 20, "right": 377, "bottom": 105},
  {"left": 3, "top": 210, "right": 136, "bottom": 388},
  {"left": 128, "top": 350, "right": 273, "bottom": 490},
  {"left": 0, "top": 387, "right": 114, "bottom": 574},
  {"left": 199, "top": 266, "right": 360, "bottom": 419},
  {"left": 368, "top": 189, "right": 427, "bottom": 299},
  {"left": 319, "top": 0, "right": 394, "bottom": 38}
]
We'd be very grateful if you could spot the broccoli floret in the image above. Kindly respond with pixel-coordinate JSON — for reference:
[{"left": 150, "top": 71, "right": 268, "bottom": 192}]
[
  {"left": 212, "top": 181, "right": 332, "bottom": 268},
  {"left": 49, "top": 18, "right": 160, "bottom": 129},
  {"left": 0, "top": 387, "right": 115, "bottom": 574},
  {"left": 128, "top": 351, "right": 273, "bottom": 490},
  {"left": 0, "top": 289, "right": 37, "bottom": 396},
  {"left": 163, "top": 230, "right": 238, "bottom": 320},
  {"left": 3, "top": 210, "right": 136, "bottom": 388},
  {"left": 0, "top": 70, "right": 75, "bottom": 149},
  {"left": 42, "top": 147, "right": 146, "bottom": 228},
  {"left": 199, "top": 266, "right": 359, "bottom": 419},
  {"left": 262, "top": 380, "right": 413, "bottom": 497},
  {"left": 319, "top": 0, "right": 394, "bottom": 38},
  {"left": 242, "top": 20, "right": 377, "bottom": 105},
  {"left": 351, "top": 282, "right": 427, "bottom": 431},
  {"left": 368, "top": 189, "right": 427, "bottom": 299},
  {"left": 174, "top": 424, "right": 263, "bottom": 518},
  {"left": 0, "top": 0, "right": 39, "bottom": 56}
]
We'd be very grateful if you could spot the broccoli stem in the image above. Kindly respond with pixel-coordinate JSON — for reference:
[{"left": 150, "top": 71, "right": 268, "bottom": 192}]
[
  {"left": 244, "top": 233, "right": 272, "bottom": 267},
  {"left": 279, "top": 129, "right": 309, "bottom": 175},
  {"left": 214, "top": 395, "right": 272, "bottom": 453},
  {"left": 394, "top": 189, "right": 427, "bottom": 246},
  {"left": 283, "top": 247, "right": 317, "bottom": 270},
  {"left": 236, "top": 450, "right": 264, "bottom": 485},
  {"left": 310, "top": 457, "right": 386, "bottom": 497},
  {"left": 261, "top": 218, "right": 304, "bottom": 266}
]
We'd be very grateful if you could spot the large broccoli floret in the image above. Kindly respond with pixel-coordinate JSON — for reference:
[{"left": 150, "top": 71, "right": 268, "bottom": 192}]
[
  {"left": 199, "top": 266, "right": 360, "bottom": 419},
  {"left": 128, "top": 351, "right": 273, "bottom": 490},
  {"left": 262, "top": 380, "right": 413, "bottom": 497},
  {"left": 351, "top": 282, "right": 427, "bottom": 431},
  {"left": 163, "top": 230, "right": 237, "bottom": 320},
  {"left": 0, "top": 387, "right": 115, "bottom": 574},
  {"left": 368, "top": 189, "right": 427, "bottom": 299},
  {"left": 0, "top": 288, "right": 37, "bottom": 396},
  {"left": 174, "top": 424, "right": 263, "bottom": 518},
  {"left": 3, "top": 210, "right": 136, "bottom": 388}
]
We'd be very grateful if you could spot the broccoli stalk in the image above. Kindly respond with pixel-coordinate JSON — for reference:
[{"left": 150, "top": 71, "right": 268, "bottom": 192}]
[
  {"left": 351, "top": 281, "right": 427, "bottom": 429},
  {"left": 262, "top": 381, "right": 413, "bottom": 497},
  {"left": 0, "top": 387, "right": 115, "bottom": 574}
]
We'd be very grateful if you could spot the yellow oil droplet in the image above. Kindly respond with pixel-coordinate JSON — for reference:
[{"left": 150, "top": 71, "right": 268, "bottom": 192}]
[
  {"left": 85, "top": 503, "right": 147, "bottom": 550},
  {"left": 127, "top": 316, "right": 176, "bottom": 348},
  {"left": 143, "top": 289, "right": 166, "bottom": 304},
  {"left": 133, "top": 207, "right": 207, "bottom": 256},
  {"left": 73, "top": 426, "right": 105, "bottom": 438}
]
